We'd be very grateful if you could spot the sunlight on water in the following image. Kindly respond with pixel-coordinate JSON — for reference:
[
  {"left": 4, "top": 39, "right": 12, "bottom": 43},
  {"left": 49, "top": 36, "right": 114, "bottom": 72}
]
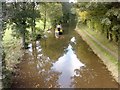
[
  {"left": 51, "top": 42, "right": 85, "bottom": 88},
  {"left": 70, "top": 37, "right": 76, "bottom": 44},
  {"left": 28, "top": 41, "right": 42, "bottom": 53},
  {"left": 28, "top": 43, "right": 32, "bottom": 52}
]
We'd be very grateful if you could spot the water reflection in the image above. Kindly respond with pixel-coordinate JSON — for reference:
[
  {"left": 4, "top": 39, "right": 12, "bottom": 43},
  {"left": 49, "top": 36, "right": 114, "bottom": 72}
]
[
  {"left": 70, "top": 37, "right": 76, "bottom": 44},
  {"left": 11, "top": 41, "right": 62, "bottom": 88},
  {"left": 11, "top": 30, "right": 119, "bottom": 88},
  {"left": 51, "top": 39, "right": 84, "bottom": 88}
]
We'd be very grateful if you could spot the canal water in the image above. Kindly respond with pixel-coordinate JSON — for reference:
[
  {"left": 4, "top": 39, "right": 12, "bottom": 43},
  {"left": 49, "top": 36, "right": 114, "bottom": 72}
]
[{"left": 11, "top": 25, "right": 118, "bottom": 88}]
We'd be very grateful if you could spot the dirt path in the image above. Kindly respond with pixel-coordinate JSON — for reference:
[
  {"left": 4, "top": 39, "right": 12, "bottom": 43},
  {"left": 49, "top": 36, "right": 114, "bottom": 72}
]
[{"left": 75, "top": 27, "right": 119, "bottom": 84}]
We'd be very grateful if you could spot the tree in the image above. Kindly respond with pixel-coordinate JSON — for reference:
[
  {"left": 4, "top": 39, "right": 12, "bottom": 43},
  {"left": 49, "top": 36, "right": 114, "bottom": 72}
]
[
  {"left": 4, "top": 2, "right": 40, "bottom": 48},
  {"left": 38, "top": 2, "right": 48, "bottom": 30},
  {"left": 38, "top": 2, "right": 63, "bottom": 30},
  {"left": 47, "top": 3, "right": 63, "bottom": 28},
  {"left": 75, "top": 2, "right": 120, "bottom": 42}
]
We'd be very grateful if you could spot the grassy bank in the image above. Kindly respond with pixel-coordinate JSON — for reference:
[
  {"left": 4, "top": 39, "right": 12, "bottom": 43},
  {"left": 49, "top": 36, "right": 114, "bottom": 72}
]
[
  {"left": 75, "top": 25, "right": 119, "bottom": 84},
  {"left": 2, "top": 28, "right": 23, "bottom": 88}
]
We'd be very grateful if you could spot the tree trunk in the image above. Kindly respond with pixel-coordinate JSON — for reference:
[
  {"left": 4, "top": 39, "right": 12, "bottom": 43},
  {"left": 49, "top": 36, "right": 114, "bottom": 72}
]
[
  {"left": 44, "top": 4, "right": 46, "bottom": 30},
  {"left": 101, "top": 25, "right": 104, "bottom": 34},
  {"left": 21, "top": 2, "right": 27, "bottom": 49},
  {"left": 115, "top": 30, "right": 119, "bottom": 42},
  {"left": 106, "top": 29, "right": 109, "bottom": 39},
  {"left": 32, "top": 41, "right": 37, "bottom": 59},
  {"left": 109, "top": 33, "right": 113, "bottom": 41},
  {"left": 31, "top": 2, "right": 36, "bottom": 41},
  {"left": 115, "top": 35, "right": 118, "bottom": 42},
  {"left": 21, "top": 31, "right": 26, "bottom": 49}
]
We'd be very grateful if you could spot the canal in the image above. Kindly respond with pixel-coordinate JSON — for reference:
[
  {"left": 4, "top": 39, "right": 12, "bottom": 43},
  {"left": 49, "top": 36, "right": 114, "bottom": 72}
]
[{"left": 11, "top": 25, "right": 118, "bottom": 88}]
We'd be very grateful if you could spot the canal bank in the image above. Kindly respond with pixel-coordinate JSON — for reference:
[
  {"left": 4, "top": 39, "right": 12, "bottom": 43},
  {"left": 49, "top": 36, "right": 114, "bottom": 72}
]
[{"left": 75, "top": 26, "right": 119, "bottom": 84}]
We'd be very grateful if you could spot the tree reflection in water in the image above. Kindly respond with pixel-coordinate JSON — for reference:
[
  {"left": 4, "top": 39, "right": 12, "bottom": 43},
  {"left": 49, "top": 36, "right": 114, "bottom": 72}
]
[{"left": 11, "top": 41, "right": 61, "bottom": 88}]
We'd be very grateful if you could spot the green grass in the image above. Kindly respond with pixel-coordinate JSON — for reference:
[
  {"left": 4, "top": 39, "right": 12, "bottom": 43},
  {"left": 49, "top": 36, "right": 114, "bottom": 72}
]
[
  {"left": 77, "top": 24, "right": 120, "bottom": 83},
  {"left": 90, "top": 34, "right": 117, "bottom": 63},
  {"left": 2, "top": 28, "right": 22, "bottom": 70},
  {"left": 3, "top": 28, "right": 13, "bottom": 41},
  {"left": 77, "top": 25, "right": 119, "bottom": 69},
  {"left": 2, "top": 27, "right": 23, "bottom": 88},
  {"left": 35, "top": 19, "right": 51, "bottom": 31},
  {"left": 85, "top": 27, "right": 118, "bottom": 55},
  {"left": 89, "top": 33, "right": 120, "bottom": 71}
]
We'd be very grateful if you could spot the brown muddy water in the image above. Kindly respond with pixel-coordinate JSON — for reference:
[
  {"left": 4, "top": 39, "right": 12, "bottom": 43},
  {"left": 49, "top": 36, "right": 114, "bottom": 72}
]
[{"left": 11, "top": 27, "right": 119, "bottom": 88}]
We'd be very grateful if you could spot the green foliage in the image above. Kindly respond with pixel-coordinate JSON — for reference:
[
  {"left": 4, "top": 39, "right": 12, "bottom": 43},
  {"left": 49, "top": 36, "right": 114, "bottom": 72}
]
[
  {"left": 101, "top": 18, "right": 111, "bottom": 26},
  {"left": 76, "top": 2, "right": 120, "bottom": 42},
  {"left": 1, "top": 2, "right": 65, "bottom": 88},
  {"left": 2, "top": 27, "right": 23, "bottom": 88},
  {"left": 112, "top": 25, "right": 120, "bottom": 31},
  {"left": 46, "top": 3, "right": 63, "bottom": 27},
  {"left": 3, "top": 2, "right": 41, "bottom": 48}
]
